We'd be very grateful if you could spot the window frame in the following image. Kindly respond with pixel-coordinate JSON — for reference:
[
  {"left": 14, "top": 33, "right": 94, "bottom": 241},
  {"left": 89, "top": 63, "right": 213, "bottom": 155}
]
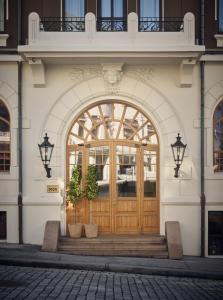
[
  {"left": 208, "top": 211, "right": 223, "bottom": 255},
  {"left": 213, "top": 99, "right": 223, "bottom": 173},
  {"left": 137, "top": 0, "right": 162, "bottom": 19},
  {"left": 0, "top": 0, "right": 6, "bottom": 33},
  {"left": 63, "top": 0, "right": 87, "bottom": 18},
  {"left": 97, "top": 0, "right": 127, "bottom": 19},
  {"left": 218, "top": 0, "right": 223, "bottom": 33},
  {"left": 0, "top": 99, "right": 10, "bottom": 173}
]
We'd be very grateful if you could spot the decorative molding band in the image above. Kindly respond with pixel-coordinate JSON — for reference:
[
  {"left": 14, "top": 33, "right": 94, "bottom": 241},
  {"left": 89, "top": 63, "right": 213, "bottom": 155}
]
[
  {"left": 179, "top": 58, "right": 196, "bottom": 88},
  {"left": 0, "top": 202, "right": 62, "bottom": 207},
  {"left": 161, "top": 202, "right": 223, "bottom": 206},
  {"left": 29, "top": 58, "right": 45, "bottom": 87},
  {"left": 0, "top": 202, "right": 17, "bottom": 206},
  {"left": 0, "top": 34, "right": 9, "bottom": 47},
  {"left": 214, "top": 34, "right": 223, "bottom": 47},
  {"left": 22, "top": 202, "right": 62, "bottom": 206}
]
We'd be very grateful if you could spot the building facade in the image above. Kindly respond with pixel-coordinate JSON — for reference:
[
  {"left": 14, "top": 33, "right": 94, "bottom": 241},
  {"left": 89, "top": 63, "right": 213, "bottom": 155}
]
[{"left": 0, "top": 0, "right": 223, "bottom": 257}]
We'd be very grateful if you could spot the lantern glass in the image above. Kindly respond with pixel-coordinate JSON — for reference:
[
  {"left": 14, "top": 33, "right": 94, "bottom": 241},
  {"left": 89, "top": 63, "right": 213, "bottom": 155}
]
[
  {"left": 171, "top": 133, "right": 187, "bottom": 177},
  {"left": 38, "top": 133, "right": 54, "bottom": 177}
]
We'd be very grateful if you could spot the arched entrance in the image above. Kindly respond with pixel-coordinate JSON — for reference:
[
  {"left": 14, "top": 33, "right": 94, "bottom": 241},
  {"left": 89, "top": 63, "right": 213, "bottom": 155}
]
[{"left": 66, "top": 101, "right": 159, "bottom": 234}]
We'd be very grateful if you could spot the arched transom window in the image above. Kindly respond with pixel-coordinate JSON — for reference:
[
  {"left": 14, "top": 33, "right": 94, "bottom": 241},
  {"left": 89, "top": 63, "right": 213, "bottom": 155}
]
[
  {"left": 0, "top": 99, "right": 10, "bottom": 172},
  {"left": 68, "top": 102, "right": 158, "bottom": 145},
  {"left": 213, "top": 99, "right": 223, "bottom": 172}
]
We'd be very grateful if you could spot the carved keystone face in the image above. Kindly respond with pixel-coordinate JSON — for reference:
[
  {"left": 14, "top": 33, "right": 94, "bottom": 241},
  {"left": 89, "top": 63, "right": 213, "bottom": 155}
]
[{"left": 105, "top": 70, "right": 119, "bottom": 85}]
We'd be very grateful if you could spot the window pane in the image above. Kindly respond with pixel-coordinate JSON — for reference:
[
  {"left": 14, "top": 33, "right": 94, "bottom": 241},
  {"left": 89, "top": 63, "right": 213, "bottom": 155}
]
[
  {"left": 69, "top": 150, "right": 82, "bottom": 179},
  {"left": 89, "top": 146, "right": 109, "bottom": 198},
  {"left": 113, "top": 0, "right": 123, "bottom": 17},
  {"left": 0, "top": 211, "right": 6, "bottom": 240},
  {"left": 219, "top": 0, "right": 223, "bottom": 32},
  {"left": 101, "top": 0, "right": 111, "bottom": 17},
  {"left": 65, "top": 0, "right": 85, "bottom": 17},
  {"left": 144, "top": 150, "right": 156, "bottom": 197},
  {"left": 0, "top": 0, "right": 4, "bottom": 32},
  {"left": 116, "top": 146, "right": 136, "bottom": 197},
  {"left": 208, "top": 211, "right": 223, "bottom": 255},
  {"left": 140, "top": 0, "right": 159, "bottom": 18}
]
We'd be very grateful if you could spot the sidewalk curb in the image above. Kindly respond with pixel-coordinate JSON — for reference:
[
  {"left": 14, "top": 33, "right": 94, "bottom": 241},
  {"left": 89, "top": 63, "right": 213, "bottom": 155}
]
[{"left": 1, "top": 258, "right": 223, "bottom": 280}]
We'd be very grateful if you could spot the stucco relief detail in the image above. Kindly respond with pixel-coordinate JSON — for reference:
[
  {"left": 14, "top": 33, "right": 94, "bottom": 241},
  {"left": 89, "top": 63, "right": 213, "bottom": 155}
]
[
  {"left": 125, "top": 66, "right": 155, "bottom": 83},
  {"left": 102, "top": 63, "right": 123, "bottom": 94},
  {"left": 69, "top": 66, "right": 102, "bottom": 84}
]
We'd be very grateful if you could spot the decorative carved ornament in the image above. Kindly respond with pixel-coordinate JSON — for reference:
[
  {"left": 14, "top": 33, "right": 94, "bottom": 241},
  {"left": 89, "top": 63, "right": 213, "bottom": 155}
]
[{"left": 102, "top": 63, "right": 124, "bottom": 94}]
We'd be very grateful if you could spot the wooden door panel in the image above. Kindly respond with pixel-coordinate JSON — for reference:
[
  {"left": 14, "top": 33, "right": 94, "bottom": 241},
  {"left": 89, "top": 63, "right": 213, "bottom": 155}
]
[
  {"left": 90, "top": 200, "right": 111, "bottom": 233},
  {"left": 66, "top": 201, "right": 86, "bottom": 225},
  {"left": 143, "top": 213, "right": 159, "bottom": 233},
  {"left": 115, "top": 215, "right": 138, "bottom": 233},
  {"left": 143, "top": 200, "right": 158, "bottom": 212},
  {"left": 115, "top": 200, "right": 137, "bottom": 212},
  {"left": 90, "top": 200, "right": 110, "bottom": 213},
  {"left": 67, "top": 142, "right": 160, "bottom": 235},
  {"left": 91, "top": 215, "right": 111, "bottom": 233}
]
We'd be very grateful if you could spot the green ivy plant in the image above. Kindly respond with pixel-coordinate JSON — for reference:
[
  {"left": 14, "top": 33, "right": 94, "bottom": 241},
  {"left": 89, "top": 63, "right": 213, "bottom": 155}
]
[
  {"left": 67, "top": 166, "right": 82, "bottom": 221},
  {"left": 85, "top": 165, "right": 99, "bottom": 200}
]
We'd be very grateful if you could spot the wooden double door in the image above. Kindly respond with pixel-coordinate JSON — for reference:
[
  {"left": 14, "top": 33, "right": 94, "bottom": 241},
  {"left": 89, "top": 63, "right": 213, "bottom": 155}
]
[{"left": 66, "top": 140, "right": 159, "bottom": 234}]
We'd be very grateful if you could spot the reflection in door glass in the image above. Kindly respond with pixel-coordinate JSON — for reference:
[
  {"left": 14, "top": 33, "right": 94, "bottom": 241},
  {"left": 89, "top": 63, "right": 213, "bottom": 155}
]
[
  {"left": 116, "top": 146, "right": 136, "bottom": 197},
  {"left": 89, "top": 146, "right": 109, "bottom": 198},
  {"left": 144, "top": 150, "right": 156, "bottom": 197},
  {"left": 69, "top": 150, "right": 82, "bottom": 179}
]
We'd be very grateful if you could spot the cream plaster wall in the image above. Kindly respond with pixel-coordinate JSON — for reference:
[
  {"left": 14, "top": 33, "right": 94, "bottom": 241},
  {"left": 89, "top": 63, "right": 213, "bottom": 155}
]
[
  {"left": 0, "top": 62, "right": 19, "bottom": 243},
  {"left": 18, "top": 61, "right": 203, "bottom": 253},
  {"left": 203, "top": 62, "right": 223, "bottom": 257},
  {"left": 2, "top": 59, "right": 222, "bottom": 257}
]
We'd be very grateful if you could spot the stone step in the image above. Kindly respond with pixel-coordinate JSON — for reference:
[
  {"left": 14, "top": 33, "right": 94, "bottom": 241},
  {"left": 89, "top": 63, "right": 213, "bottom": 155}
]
[
  {"left": 57, "top": 248, "right": 169, "bottom": 258},
  {"left": 57, "top": 235, "right": 168, "bottom": 258},
  {"left": 59, "top": 235, "right": 166, "bottom": 245},
  {"left": 58, "top": 245, "right": 167, "bottom": 252}
]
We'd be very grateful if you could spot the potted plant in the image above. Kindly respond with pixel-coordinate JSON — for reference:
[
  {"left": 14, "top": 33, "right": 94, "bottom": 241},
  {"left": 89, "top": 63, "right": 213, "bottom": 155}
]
[
  {"left": 84, "top": 165, "right": 99, "bottom": 238},
  {"left": 67, "top": 166, "right": 83, "bottom": 238}
]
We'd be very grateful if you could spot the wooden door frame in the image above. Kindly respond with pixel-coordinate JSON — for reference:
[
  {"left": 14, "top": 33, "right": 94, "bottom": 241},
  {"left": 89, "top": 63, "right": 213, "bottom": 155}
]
[{"left": 66, "top": 100, "right": 160, "bottom": 235}]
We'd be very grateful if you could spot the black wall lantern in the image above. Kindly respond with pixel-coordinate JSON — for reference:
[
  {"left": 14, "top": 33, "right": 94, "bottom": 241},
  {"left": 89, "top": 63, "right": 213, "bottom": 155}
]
[
  {"left": 38, "top": 133, "right": 54, "bottom": 178},
  {"left": 171, "top": 133, "right": 187, "bottom": 178}
]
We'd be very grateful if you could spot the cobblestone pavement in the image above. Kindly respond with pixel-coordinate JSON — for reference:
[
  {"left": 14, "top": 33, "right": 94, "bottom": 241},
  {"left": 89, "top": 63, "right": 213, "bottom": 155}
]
[{"left": 0, "top": 265, "right": 223, "bottom": 300}]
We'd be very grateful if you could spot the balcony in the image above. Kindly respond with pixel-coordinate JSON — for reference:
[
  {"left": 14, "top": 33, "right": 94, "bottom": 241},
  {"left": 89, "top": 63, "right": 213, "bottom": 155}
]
[
  {"left": 39, "top": 16, "right": 184, "bottom": 33},
  {"left": 18, "top": 12, "right": 204, "bottom": 88},
  {"left": 19, "top": 12, "right": 203, "bottom": 51}
]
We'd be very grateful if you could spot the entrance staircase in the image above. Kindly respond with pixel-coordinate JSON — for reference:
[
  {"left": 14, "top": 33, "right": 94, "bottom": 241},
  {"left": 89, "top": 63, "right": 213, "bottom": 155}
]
[{"left": 57, "top": 235, "right": 168, "bottom": 258}]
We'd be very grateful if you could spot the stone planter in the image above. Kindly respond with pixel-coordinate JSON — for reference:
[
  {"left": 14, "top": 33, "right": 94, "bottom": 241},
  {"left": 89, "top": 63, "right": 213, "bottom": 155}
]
[
  {"left": 84, "top": 224, "right": 98, "bottom": 238},
  {"left": 68, "top": 223, "right": 83, "bottom": 238}
]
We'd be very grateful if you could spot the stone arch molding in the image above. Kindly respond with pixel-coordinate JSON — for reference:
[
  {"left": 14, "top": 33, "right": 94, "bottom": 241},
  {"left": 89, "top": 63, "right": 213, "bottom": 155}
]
[
  {"left": 0, "top": 80, "right": 17, "bottom": 117},
  {"left": 205, "top": 80, "right": 223, "bottom": 119},
  {"left": 204, "top": 80, "right": 223, "bottom": 172},
  {"left": 0, "top": 80, "right": 18, "bottom": 172},
  {"left": 43, "top": 76, "right": 183, "bottom": 175}
]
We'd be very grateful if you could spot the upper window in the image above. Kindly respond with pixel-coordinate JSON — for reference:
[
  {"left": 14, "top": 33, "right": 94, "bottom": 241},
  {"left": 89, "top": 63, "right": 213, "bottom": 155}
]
[
  {"left": 219, "top": 0, "right": 223, "bottom": 32},
  {"left": 0, "top": 0, "right": 5, "bottom": 32},
  {"left": 97, "top": 0, "right": 127, "bottom": 31},
  {"left": 65, "top": 0, "right": 85, "bottom": 17},
  {"left": 138, "top": 0, "right": 160, "bottom": 18},
  {"left": 0, "top": 99, "right": 10, "bottom": 172},
  {"left": 213, "top": 100, "right": 223, "bottom": 172}
]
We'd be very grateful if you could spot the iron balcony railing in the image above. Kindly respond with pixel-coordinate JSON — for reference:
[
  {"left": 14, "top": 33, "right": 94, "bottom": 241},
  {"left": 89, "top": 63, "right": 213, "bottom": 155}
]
[
  {"left": 39, "top": 16, "right": 183, "bottom": 32},
  {"left": 139, "top": 17, "right": 183, "bottom": 32},
  {"left": 40, "top": 17, "right": 85, "bottom": 32},
  {"left": 96, "top": 17, "right": 127, "bottom": 32}
]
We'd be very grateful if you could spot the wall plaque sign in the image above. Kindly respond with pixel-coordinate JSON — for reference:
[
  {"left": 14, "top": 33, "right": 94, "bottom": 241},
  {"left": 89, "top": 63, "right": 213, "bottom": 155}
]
[{"left": 47, "top": 185, "right": 59, "bottom": 193}]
